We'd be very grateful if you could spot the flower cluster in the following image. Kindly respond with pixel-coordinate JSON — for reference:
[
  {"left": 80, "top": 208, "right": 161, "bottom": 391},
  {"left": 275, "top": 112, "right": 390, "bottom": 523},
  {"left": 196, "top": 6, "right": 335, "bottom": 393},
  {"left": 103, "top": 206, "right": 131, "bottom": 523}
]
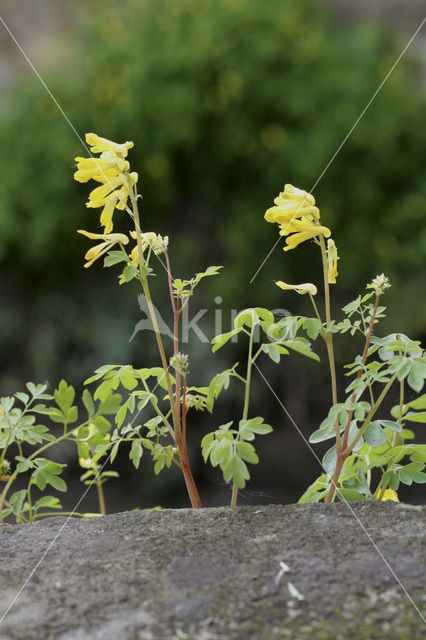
[
  {"left": 74, "top": 133, "right": 138, "bottom": 234},
  {"left": 266, "top": 184, "right": 339, "bottom": 288},
  {"left": 129, "top": 231, "right": 169, "bottom": 266},
  {"left": 367, "top": 273, "right": 391, "bottom": 295},
  {"left": 75, "top": 133, "right": 168, "bottom": 270},
  {"left": 265, "top": 184, "right": 331, "bottom": 252}
]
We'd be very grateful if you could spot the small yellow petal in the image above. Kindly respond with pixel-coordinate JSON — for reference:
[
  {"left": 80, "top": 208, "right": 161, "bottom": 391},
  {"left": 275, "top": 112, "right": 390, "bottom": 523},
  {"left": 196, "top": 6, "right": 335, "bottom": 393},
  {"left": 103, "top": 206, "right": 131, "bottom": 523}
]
[
  {"left": 327, "top": 239, "right": 339, "bottom": 284},
  {"left": 85, "top": 132, "right": 134, "bottom": 158},
  {"left": 276, "top": 281, "right": 318, "bottom": 296},
  {"left": 379, "top": 489, "right": 399, "bottom": 502},
  {"left": 77, "top": 230, "right": 129, "bottom": 244}
]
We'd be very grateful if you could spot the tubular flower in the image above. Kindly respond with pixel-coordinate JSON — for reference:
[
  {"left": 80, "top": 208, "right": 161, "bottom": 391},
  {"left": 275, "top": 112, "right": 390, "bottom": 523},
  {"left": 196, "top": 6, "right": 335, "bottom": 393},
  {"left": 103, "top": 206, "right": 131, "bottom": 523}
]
[
  {"left": 327, "top": 239, "right": 339, "bottom": 284},
  {"left": 265, "top": 184, "right": 330, "bottom": 251},
  {"left": 378, "top": 489, "right": 399, "bottom": 502},
  {"left": 129, "top": 232, "right": 169, "bottom": 266},
  {"left": 86, "top": 172, "right": 138, "bottom": 234},
  {"left": 85, "top": 133, "right": 134, "bottom": 157},
  {"left": 77, "top": 230, "right": 129, "bottom": 268},
  {"left": 275, "top": 281, "right": 318, "bottom": 296},
  {"left": 74, "top": 133, "right": 138, "bottom": 233}
]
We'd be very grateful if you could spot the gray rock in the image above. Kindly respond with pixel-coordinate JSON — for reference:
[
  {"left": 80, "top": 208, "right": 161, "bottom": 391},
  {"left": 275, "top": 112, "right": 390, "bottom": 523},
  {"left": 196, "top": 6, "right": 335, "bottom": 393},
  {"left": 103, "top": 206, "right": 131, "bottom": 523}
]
[{"left": 0, "top": 502, "right": 424, "bottom": 639}]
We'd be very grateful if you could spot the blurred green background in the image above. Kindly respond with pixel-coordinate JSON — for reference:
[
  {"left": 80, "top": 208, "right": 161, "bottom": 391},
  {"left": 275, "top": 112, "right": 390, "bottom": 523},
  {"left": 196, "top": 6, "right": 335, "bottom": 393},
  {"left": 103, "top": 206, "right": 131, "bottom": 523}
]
[{"left": 0, "top": 0, "right": 425, "bottom": 509}]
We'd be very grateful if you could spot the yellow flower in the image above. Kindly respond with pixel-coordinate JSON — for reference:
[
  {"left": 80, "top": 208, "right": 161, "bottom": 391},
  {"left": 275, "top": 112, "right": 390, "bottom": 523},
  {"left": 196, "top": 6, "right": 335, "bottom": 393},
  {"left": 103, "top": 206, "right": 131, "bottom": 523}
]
[
  {"left": 327, "top": 239, "right": 339, "bottom": 284},
  {"left": 85, "top": 133, "right": 134, "bottom": 158},
  {"left": 84, "top": 171, "right": 138, "bottom": 234},
  {"left": 276, "top": 281, "right": 318, "bottom": 296},
  {"left": 265, "top": 184, "right": 330, "bottom": 251},
  {"left": 129, "top": 232, "right": 169, "bottom": 266},
  {"left": 74, "top": 156, "right": 129, "bottom": 183},
  {"left": 74, "top": 133, "right": 138, "bottom": 233},
  {"left": 279, "top": 219, "right": 331, "bottom": 251},
  {"left": 77, "top": 230, "right": 129, "bottom": 268},
  {"left": 378, "top": 489, "right": 399, "bottom": 502},
  {"left": 265, "top": 184, "right": 319, "bottom": 224}
]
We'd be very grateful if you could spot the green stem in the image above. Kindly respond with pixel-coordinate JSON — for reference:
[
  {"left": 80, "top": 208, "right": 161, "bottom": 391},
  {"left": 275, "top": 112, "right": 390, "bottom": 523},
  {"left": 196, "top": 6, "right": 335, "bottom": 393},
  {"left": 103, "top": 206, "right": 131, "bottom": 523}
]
[
  {"left": 308, "top": 292, "right": 322, "bottom": 324},
  {"left": 376, "top": 378, "right": 405, "bottom": 499},
  {"left": 231, "top": 315, "right": 255, "bottom": 507},
  {"left": 27, "top": 482, "right": 33, "bottom": 522},
  {"left": 129, "top": 186, "right": 201, "bottom": 508},
  {"left": 95, "top": 474, "right": 106, "bottom": 516},
  {"left": 319, "top": 237, "right": 339, "bottom": 454},
  {"left": 319, "top": 238, "right": 338, "bottom": 411},
  {"left": 32, "top": 511, "right": 88, "bottom": 520}
]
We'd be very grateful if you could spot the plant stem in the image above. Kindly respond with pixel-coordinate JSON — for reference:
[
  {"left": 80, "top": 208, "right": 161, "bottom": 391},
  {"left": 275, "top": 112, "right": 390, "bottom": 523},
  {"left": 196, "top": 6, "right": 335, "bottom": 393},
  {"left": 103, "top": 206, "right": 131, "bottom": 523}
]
[
  {"left": 231, "top": 315, "right": 255, "bottom": 507},
  {"left": 308, "top": 292, "right": 322, "bottom": 324},
  {"left": 376, "top": 379, "right": 405, "bottom": 499},
  {"left": 319, "top": 237, "right": 339, "bottom": 451},
  {"left": 95, "top": 474, "right": 106, "bottom": 516},
  {"left": 325, "top": 293, "right": 383, "bottom": 503},
  {"left": 326, "top": 372, "right": 398, "bottom": 503},
  {"left": 129, "top": 187, "right": 201, "bottom": 508}
]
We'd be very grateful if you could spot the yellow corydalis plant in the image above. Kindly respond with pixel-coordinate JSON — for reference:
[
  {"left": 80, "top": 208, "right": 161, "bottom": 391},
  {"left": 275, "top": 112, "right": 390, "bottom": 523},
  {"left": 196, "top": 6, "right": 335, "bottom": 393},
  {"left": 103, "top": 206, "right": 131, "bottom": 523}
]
[
  {"left": 74, "top": 133, "right": 138, "bottom": 234},
  {"left": 267, "top": 184, "right": 339, "bottom": 409}
]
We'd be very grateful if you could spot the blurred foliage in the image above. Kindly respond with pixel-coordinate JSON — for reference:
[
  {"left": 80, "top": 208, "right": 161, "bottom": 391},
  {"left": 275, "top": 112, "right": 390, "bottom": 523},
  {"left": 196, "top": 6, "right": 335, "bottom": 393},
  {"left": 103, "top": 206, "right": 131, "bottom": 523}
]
[{"left": 0, "top": 0, "right": 425, "bottom": 380}]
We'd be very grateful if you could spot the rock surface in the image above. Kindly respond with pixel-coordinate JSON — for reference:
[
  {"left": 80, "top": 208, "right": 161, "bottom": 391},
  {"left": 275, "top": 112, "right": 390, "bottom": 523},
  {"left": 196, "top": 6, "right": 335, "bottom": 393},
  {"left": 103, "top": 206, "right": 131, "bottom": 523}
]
[{"left": 0, "top": 502, "right": 425, "bottom": 639}]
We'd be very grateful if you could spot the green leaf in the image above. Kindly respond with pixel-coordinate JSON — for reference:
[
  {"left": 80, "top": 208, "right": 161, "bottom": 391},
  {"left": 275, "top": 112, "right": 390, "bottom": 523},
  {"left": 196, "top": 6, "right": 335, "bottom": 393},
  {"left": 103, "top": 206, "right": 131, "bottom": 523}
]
[
  {"left": 236, "top": 441, "right": 259, "bottom": 464},
  {"left": 211, "top": 328, "right": 240, "bottom": 352},
  {"left": 234, "top": 308, "right": 258, "bottom": 330},
  {"left": 9, "top": 490, "right": 26, "bottom": 516},
  {"left": 302, "top": 318, "right": 322, "bottom": 340},
  {"left": 254, "top": 308, "right": 274, "bottom": 324},
  {"left": 15, "top": 392, "right": 30, "bottom": 405},
  {"left": 336, "top": 489, "right": 365, "bottom": 502},
  {"left": 210, "top": 438, "right": 233, "bottom": 467},
  {"left": 407, "top": 360, "right": 426, "bottom": 393},
  {"left": 322, "top": 445, "right": 337, "bottom": 474},
  {"left": 119, "top": 263, "right": 139, "bottom": 284},
  {"left": 82, "top": 389, "right": 95, "bottom": 417},
  {"left": 115, "top": 402, "right": 129, "bottom": 428},
  {"left": 403, "top": 411, "right": 426, "bottom": 423},
  {"left": 34, "top": 496, "right": 62, "bottom": 511},
  {"left": 282, "top": 338, "right": 320, "bottom": 362},
  {"left": 54, "top": 380, "right": 75, "bottom": 414},
  {"left": 406, "top": 393, "right": 426, "bottom": 411},
  {"left": 130, "top": 440, "right": 143, "bottom": 469},
  {"left": 379, "top": 420, "right": 402, "bottom": 432},
  {"left": 261, "top": 343, "right": 282, "bottom": 363},
  {"left": 84, "top": 365, "right": 118, "bottom": 385},
  {"left": 239, "top": 417, "right": 273, "bottom": 437},
  {"left": 104, "top": 250, "right": 129, "bottom": 267},
  {"left": 223, "top": 454, "right": 250, "bottom": 488},
  {"left": 364, "top": 421, "right": 388, "bottom": 447},
  {"left": 119, "top": 372, "right": 138, "bottom": 391}
]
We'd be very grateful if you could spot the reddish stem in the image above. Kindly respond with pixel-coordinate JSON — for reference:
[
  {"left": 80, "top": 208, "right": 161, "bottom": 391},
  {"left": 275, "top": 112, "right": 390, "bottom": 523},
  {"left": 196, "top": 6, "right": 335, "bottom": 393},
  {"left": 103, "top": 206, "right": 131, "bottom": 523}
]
[
  {"left": 326, "top": 294, "right": 381, "bottom": 503},
  {"left": 164, "top": 251, "right": 201, "bottom": 508}
]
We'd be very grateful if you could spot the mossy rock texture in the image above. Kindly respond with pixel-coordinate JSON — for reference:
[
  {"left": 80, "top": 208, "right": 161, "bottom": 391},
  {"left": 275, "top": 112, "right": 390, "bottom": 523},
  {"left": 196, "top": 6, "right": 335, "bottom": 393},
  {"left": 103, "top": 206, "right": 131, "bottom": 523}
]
[{"left": 0, "top": 502, "right": 425, "bottom": 639}]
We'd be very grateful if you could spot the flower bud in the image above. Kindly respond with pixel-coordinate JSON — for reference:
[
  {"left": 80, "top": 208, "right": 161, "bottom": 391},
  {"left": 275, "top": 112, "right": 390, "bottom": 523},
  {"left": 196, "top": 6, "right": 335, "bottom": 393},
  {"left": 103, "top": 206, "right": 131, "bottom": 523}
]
[
  {"left": 170, "top": 353, "right": 189, "bottom": 376},
  {"left": 367, "top": 274, "right": 391, "bottom": 295}
]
